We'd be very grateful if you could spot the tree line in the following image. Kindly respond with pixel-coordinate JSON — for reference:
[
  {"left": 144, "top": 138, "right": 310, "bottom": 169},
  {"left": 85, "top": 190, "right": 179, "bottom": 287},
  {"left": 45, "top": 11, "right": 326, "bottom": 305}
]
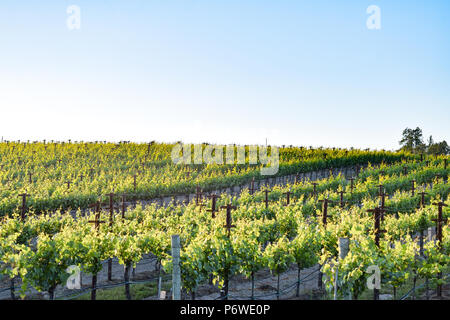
[{"left": 399, "top": 127, "right": 449, "bottom": 155}]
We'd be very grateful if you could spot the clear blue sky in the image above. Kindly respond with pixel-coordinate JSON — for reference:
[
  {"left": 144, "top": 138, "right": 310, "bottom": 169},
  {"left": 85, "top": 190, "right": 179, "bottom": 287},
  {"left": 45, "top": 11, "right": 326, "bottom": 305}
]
[{"left": 0, "top": 0, "right": 449, "bottom": 150}]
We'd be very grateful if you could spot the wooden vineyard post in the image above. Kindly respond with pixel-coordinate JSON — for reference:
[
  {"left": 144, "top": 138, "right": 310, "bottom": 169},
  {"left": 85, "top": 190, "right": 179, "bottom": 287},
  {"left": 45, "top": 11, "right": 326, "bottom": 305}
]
[
  {"left": 120, "top": 194, "right": 127, "bottom": 219},
  {"left": 366, "top": 207, "right": 386, "bottom": 300},
  {"left": 378, "top": 184, "right": 384, "bottom": 197},
  {"left": 348, "top": 178, "right": 355, "bottom": 195},
  {"left": 411, "top": 180, "right": 416, "bottom": 197},
  {"left": 416, "top": 191, "right": 428, "bottom": 271},
  {"left": 221, "top": 204, "right": 237, "bottom": 237},
  {"left": 283, "top": 189, "right": 292, "bottom": 206},
  {"left": 28, "top": 172, "right": 33, "bottom": 184},
  {"left": 220, "top": 204, "right": 236, "bottom": 300},
  {"left": 403, "top": 166, "right": 408, "bottom": 176},
  {"left": 379, "top": 191, "right": 389, "bottom": 220},
  {"left": 118, "top": 190, "right": 133, "bottom": 301},
  {"left": 337, "top": 190, "right": 346, "bottom": 208},
  {"left": 249, "top": 177, "right": 255, "bottom": 195},
  {"left": 107, "top": 192, "right": 115, "bottom": 281},
  {"left": 444, "top": 158, "right": 447, "bottom": 170},
  {"left": 295, "top": 173, "right": 300, "bottom": 184},
  {"left": 133, "top": 174, "right": 137, "bottom": 193},
  {"left": 18, "top": 193, "right": 29, "bottom": 221},
  {"left": 377, "top": 185, "right": 387, "bottom": 219},
  {"left": 171, "top": 235, "right": 181, "bottom": 300},
  {"left": 66, "top": 180, "right": 72, "bottom": 190},
  {"left": 355, "top": 164, "right": 360, "bottom": 177},
  {"left": 88, "top": 202, "right": 104, "bottom": 229},
  {"left": 88, "top": 201, "right": 105, "bottom": 300},
  {"left": 367, "top": 207, "right": 386, "bottom": 248},
  {"left": 207, "top": 194, "right": 220, "bottom": 218},
  {"left": 318, "top": 198, "right": 332, "bottom": 226},
  {"left": 123, "top": 266, "right": 132, "bottom": 300},
  {"left": 264, "top": 189, "right": 269, "bottom": 209},
  {"left": 418, "top": 191, "right": 427, "bottom": 209},
  {"left": 312, "top": 182, "right": 318, "bottom": 200},
  {"left": 10, "top": 276, "right": 16, "bottom": 300},
  {"left": 317, "top": 198, "right": 333, "bottom": 290},
  {"left": 432, "top": 202, "right": 448, "bottom": 297}
]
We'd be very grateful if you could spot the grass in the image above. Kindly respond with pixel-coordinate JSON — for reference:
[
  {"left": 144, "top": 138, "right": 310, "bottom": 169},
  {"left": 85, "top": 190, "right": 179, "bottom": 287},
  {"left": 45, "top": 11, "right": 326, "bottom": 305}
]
[{"left": 71, "top": 280, "right": 172, "bottom": 300}]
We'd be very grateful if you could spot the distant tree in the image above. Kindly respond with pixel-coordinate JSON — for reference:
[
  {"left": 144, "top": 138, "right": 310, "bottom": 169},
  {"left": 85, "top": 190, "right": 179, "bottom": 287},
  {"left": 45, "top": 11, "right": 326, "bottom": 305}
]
[
  {"left": 399, "top": 127, "right": 425, "bottom": 153},
  {"left": 427, "top": 135, "right": 434, "bottom": 147},
  {"left": 427, "top": 140, "right": 449, "bottom": 155}
]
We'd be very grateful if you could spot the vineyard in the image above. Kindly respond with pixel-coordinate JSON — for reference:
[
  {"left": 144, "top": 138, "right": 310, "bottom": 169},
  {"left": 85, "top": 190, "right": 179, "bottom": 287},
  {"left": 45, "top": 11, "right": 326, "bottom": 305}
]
[
  {"left": 0, "top": 141, "right": 449, "bottom": 300},
  {"left": 0, "top": 141, "right": 412, "bottom": 216}
]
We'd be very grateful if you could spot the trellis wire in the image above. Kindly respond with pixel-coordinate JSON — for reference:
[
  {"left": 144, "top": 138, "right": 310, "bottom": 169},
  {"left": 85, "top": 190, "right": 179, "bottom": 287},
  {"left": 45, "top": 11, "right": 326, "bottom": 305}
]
[
  {"left": 58, "top": 274, "right": 173, "bottom": 300},
  {"left": 214, "top": 267, "right": 320, "bottom": 300},
  {"left": 400, "top": 273, "right": 450, "bottom": 301}
]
